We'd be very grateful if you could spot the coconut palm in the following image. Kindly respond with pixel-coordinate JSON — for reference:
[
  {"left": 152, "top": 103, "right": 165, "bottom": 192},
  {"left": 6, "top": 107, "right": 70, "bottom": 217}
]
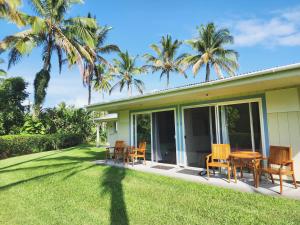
[
  {"left": 184, "top": 23, "right": 239, "bottom": 82},
  {"left": 110, "top": 51, "right": 146, "bottom": 96},
  {"left": 0, "top": 0, "right": 25, "bottom": 26},
  {"left": 93, "top": 64, "right": 113, "bottom": 100},
  {"left": 0, "top": 0, "right": 97, "bottom": 115},
  {"left": 82, "top": 13, "right": 119, "bottom": 105},
  {"left": 143, "top": 35, "right": 187, "bottom": 87}
]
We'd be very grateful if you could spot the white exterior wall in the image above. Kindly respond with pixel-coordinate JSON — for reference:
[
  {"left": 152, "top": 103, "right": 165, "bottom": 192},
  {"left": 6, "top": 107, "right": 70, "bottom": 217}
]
[
  {"left": 107, "top": 110, "right": 130, "bottom": 146},
  {"left": 266, "top": 87, "right": 300, "bottom": 180}
]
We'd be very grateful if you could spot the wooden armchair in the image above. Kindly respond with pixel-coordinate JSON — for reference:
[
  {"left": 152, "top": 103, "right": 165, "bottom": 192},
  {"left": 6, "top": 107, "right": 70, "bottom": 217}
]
[
  {"left": 105, "top": 140, "right": 125, "bottom": 162},
  {"left": 127, "top": 142, "right": 147, "bottom": 166},
  {"left": 259, "top": 145, "right": 297, "bottom": 194},
  {"left": 206, "top": 144, "right": 232, "bottom": 183}
]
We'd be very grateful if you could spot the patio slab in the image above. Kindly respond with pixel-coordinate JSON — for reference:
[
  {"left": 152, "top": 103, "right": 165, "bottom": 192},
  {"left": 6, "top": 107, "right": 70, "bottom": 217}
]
[{"left": 94, "top": 160, "right": 300, "bottom": 200}]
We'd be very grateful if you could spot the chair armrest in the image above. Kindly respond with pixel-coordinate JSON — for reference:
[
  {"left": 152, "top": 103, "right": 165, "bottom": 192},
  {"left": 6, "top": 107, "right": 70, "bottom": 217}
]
[
  {"left": 206, "top": 154, "right": 212, "bottom": 162},
  {"left": 282, "top": 160, "right": 293, "bottom": 166}
]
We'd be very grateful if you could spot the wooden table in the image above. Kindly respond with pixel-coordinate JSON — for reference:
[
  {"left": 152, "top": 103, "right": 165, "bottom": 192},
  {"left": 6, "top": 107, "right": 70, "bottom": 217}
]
[{"left": 229, "top": 151, "right": 262, "bottom": 187}]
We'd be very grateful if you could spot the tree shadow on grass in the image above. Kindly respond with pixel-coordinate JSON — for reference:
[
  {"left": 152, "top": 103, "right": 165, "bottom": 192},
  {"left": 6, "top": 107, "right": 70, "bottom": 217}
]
[
  {"left": 101, "top": 166, "right": 128, "bottom": 225},
  {"left": 0, "top": 165, "right": 81, "bottom": 190},
  {"left": 35, "top": 151, "right": 106, "bottom": 163},
  {"left": 63, "top": 163, "right": 97, "bottom": 180},
  {"left": 0, "top": 151, "right": 62, "bottom": 171},
  {"left": 0, "top": 162, "right": 81, "bottom": 174}
]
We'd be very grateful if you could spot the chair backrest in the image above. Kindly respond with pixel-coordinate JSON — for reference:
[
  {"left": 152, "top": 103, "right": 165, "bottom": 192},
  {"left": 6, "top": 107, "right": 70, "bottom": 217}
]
[
  {"left": 269, "top": 145, "right": 292, "bottom": 165},
  {"left": 115, "top": 140, "right": 125, "bottom": 151},
  {"left": 138, "top": 142, "right": 147, "bottom": 152},
  {"left": 211, "top": 144, "right": 231, "bottom": 160}
]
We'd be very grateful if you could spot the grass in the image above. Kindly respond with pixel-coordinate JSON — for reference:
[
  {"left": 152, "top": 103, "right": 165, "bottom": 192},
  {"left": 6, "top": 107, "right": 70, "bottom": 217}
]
[{"left": 0, "top": 145, "right": 299, "bottom": 225}]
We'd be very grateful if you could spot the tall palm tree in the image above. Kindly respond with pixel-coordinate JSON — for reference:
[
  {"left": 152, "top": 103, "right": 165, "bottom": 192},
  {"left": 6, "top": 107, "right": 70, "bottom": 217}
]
[
  {"left": 183, "top": 23, "right": 239, "bottom": 82},
  {"left": 0, "top": 0, "right": 96, "bottom": 115},
  {"left": 143, "top": 35, "right": 187, "bottom": 87},
  {"left": 93, "top": 64, "right": 113, "bottom": 100},
  {"left": 82, "top": 13, "right": 119, "bottom": 105},
  {"left": 0, "top": 0, "right": 25, "bottom": 26},
  {"left": 110, "top": 51, "right": 146, "bottom": 96}
]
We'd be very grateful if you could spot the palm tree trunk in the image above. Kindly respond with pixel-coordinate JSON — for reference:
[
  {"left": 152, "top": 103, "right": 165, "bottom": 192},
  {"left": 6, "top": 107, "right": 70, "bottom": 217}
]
[
  {"left": 88, "top": 82, "right": 91, "bottom": 105},
  {"left": 205, "top": 63, "right": 210, "bottom": 82}
]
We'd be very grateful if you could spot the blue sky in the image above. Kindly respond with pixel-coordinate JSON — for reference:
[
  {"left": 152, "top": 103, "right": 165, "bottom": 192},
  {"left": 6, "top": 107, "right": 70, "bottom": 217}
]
[{"left": 1, "top": 0, "right": 300, "bottom": 107}]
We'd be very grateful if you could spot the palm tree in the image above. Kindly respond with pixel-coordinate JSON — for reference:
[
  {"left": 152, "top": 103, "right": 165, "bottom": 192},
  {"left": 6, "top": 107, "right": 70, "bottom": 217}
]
[
  {"left": 0, "top": 0, "right": 25, "bottom": 26},
  {"left": 0, "top": 58, "right": 6, "bottom": 76},
  {"left": 93, "top": 64, "right": 113, "bottom": 101},
  {"left": 82, "top": 13, "right": 119, "bottom": 105},
  {"left": 0, "top": 0, "right": 96, "bottom": 115},
  {"left": 110, "top": 51, "right": 146, "bottom": 96},
  {"left": 143, "top": 35, "right": 187, "bottom": 87},
  {"left": 184, "top": 23, "right": 239, "bottom": 82}
]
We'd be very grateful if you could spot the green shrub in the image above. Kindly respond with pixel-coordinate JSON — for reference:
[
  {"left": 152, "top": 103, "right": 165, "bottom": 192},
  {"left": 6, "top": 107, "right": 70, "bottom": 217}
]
[{"left": 0, "top": 133, "right": 83, "bottom": 159}]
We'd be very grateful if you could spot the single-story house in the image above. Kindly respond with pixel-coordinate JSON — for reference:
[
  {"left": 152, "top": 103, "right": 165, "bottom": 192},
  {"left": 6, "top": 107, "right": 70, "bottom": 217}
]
[{"left": 86, "top": 63, "right": 300, "bottom": 180}]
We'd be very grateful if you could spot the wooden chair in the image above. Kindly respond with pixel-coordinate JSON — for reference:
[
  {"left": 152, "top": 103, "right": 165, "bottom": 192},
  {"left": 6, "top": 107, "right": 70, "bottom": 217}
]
[
  {"left": 105, "top": 140, "right": 125, "bottom": 162},
  {"left": 206, "top": 144, "right": 233, "bottom": 183},
  {"left": 127, "top": 142, "right": 147, "bottom": 166},
  {"left": 259, "top": 145, "right": 297, "bottom": 194}
]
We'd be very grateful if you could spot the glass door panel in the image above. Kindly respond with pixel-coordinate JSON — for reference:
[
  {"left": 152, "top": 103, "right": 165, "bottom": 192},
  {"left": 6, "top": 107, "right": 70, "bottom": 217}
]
[
  {"left": 136, "top": 114, "right": 152, "bottom": 160},
  {"left": 219, "top": 103, "right": 252, "bottom": 150}
]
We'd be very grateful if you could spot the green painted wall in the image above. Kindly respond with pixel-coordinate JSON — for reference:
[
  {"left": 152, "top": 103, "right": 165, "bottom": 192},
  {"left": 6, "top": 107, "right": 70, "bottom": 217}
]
[{"left": 266, "top": 87, "right": 300, "bottom": 181}]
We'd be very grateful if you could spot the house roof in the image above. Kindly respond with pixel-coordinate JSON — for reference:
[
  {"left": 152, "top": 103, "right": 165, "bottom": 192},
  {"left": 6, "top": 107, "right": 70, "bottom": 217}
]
[
  {"left": 86, "top": 62, "right": 300, "bottom": 112},
  {"left": 93, "top": 113, "right": 118, "bottom": 122}
]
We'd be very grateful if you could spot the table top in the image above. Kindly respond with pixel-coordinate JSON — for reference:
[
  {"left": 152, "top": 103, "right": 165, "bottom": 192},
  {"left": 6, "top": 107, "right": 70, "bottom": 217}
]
[{"left": 229, "top": 151, "right": 262, "bottom": 159}]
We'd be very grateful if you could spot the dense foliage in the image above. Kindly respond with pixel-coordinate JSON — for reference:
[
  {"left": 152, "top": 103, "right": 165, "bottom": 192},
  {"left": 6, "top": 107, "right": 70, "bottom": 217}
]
[
  {"left": 0, "top": 133, "right": 83, "bottom": 159},
  {"left": 0, "top": 77, "right": 28, "bottom": 135}
]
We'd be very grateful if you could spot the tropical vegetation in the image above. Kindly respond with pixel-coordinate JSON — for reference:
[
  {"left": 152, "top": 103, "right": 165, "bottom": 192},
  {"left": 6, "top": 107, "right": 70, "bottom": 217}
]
[
  {"left": 110, "top": 51, "right": 146, "bottom": 96},
  {"left": 0, "top": 77, "right": 28, "bottom": 135},
  {"left": 82, "top": 13, "right": 119, "bottom": 105},
  {"left": 144, "top": 35, "right": 187, "bottom": 86},
  {"left": 183, "top": 23, "right": 239, "bottom": 81},
  {"left": 0, "top": 0, "right": 97, "bottom": 115}
]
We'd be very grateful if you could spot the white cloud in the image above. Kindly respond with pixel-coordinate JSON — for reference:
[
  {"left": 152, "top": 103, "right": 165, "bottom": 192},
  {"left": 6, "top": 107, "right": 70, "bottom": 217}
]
[{"left": 228, "top": 6, "right": 300, "bottom": 47}]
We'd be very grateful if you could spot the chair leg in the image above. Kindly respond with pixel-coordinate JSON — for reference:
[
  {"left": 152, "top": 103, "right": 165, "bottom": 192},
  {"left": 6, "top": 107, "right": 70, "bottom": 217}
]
[
  {"left": 207, "top": 165, "right": 210, "bottom": 179},
  {"left": 279, "top": 174, "right": 283, "bottom": 194},
  {"left": 270, "top": 174, "right": 274, "bottom": 184},
  {"left": 233, "top": 165, "right": 237, "bottom": 183},
  {"left": 240, "top": 167, "right": 243, "bottom": 178},
  {"left": 228, "top": 167, "right": 231, "bottom": 183},
  {"left": 292, "top": 174, "right": 297, "bottom": 189}
]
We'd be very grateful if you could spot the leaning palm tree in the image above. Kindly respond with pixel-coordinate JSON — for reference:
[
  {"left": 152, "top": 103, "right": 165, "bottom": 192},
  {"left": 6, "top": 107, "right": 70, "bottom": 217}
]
[
  {"left": 0, "top": 0, "right": 25, "bottom": 26},
  {"left": 0, "top": 0, "right": 96, "bottom": 115},
  {"left": 93, "top": 64, "right": 113, "bottom": 100},
  {"left": 183, "top": 23, "right": 239, "bottom": 82},
  {"left": 143, "top": 35, "right": 187, "bottom": 87},
  {"left": 82, "top": 13, "right": 119, "bottom": 105},
  {"left": 110, "top": 51, "right": 146, "bottom": 96}
]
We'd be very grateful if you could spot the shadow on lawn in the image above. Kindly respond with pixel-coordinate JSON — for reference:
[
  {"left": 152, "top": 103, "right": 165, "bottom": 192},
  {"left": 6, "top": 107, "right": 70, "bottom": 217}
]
[
  {"left": 101, "top": 166, "right": 128, "bottom": 225},
  {"left": 0, "top": 165, "right": 81, "bottom": 190}
]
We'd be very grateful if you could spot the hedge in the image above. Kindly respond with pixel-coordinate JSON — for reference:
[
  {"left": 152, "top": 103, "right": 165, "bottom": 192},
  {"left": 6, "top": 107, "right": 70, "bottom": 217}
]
[{"left": 0, "top": 133, "right": 83, "bottom": 159}]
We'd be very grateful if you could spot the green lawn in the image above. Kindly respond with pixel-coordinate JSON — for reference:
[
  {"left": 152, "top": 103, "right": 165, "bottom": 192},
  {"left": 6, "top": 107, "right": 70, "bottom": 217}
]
[{"left": 0, "top": 145, "right": 299, "bottom": 225}]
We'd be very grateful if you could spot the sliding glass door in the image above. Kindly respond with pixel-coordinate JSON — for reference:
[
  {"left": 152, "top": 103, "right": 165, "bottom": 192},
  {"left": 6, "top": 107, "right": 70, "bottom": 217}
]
[
  {"left": 218, "top": 102, "right": 262, "bottom": 151},
  {"left": 184, "top": 100, "right": 263, "bottom": 167},
  {"left": 132, "top": 110, "right": 177, "bottom": 164},
  {"left": 135, "top": 113, "right": 152, "bottom": 160}
]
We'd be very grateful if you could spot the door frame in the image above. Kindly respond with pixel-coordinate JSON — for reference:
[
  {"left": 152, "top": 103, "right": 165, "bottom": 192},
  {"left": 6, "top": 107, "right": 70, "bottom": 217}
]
[
  {"left": 130, "top": 107, "right": 178, "bottom": 165},
  {"left": 181, "top": 98, "right": 266, "bottom": 167}
]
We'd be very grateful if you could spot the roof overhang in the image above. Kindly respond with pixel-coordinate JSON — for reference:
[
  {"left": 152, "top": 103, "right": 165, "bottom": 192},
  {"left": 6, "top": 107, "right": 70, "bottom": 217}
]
[
  {"left": 86, "top": 63, "right": 300, "bottom": 112},
  {"left": 93, "top": 113, "right": 118, "bottom": 122}
]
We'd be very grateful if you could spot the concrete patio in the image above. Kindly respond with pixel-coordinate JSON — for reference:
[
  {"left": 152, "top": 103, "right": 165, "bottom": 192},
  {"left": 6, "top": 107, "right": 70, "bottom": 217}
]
[{"left": 94, "top": 159, "right": 300, "bottom": 200}]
